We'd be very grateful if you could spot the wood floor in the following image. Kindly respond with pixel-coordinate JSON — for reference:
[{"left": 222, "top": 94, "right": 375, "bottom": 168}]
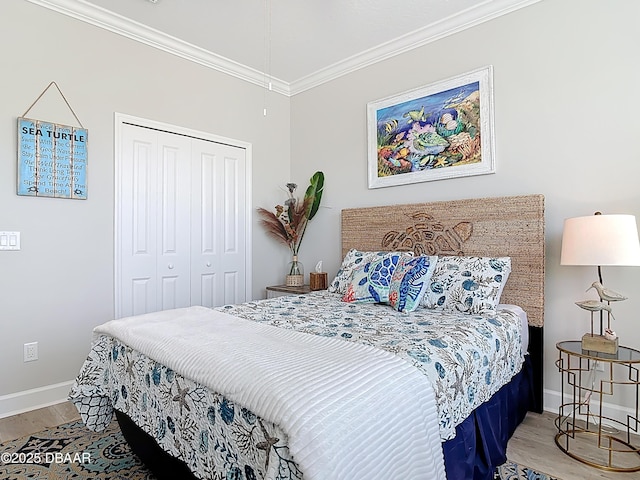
[
  {"left": 0, "top": 402, "right": 79, "bottom": 444},
  {"left": 507, "top": 411, "right": 637, "bottom": 480},
  {"left": 1, "top": 403, "right": 638, "bottom": 479}
]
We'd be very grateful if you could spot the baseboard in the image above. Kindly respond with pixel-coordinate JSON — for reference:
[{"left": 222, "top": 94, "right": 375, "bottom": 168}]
[
  {"left": 543, "top": 388, "right": 637, "bottom": 425},
  {"left": 0, "top": 381, "right": 74, "bottom": 419}
]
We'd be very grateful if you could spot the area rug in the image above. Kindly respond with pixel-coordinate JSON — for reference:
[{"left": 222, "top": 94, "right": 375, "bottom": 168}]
[
  {"left": 1, "top": 420, "right": 560, "bottom": 479},
  {"left": 0, "top": 420, "right": 153, "bottom": 479},
  {"left": 494, "top": 460, "right": 560, "bottom": 480}
]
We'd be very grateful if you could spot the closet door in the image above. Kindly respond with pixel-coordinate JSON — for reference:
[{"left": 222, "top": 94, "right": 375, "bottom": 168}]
[
  {"left": 119, "top": 125, "right": 192, "bottom": 317},
  {"left": 157, "top": 134, "right": 192, "bottom": 311},
  {"left": 117, "top": 121, "right": 249, "bottom": 318},
  {"left": 191, "top": 140, "right": 247, "bottom": 307}
]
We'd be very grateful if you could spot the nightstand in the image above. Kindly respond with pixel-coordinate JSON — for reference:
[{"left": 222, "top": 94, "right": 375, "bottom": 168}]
[
  {"left": 266, "top": 284, "right": 311, "bottom": 299},
  {"left": 555, "top": 340, "right": 640, "bottom": 472}
]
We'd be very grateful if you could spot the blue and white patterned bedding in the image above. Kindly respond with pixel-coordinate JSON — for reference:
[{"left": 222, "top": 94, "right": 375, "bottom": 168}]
[
  {"left": 218, "top": 291, "right": 525, "bottom": 440},
  {"left": 71, "top": 333, "right": 301, "bottom": 479},
  {"left": 69, "top": 291, "right": 525, "bottom": 480}
]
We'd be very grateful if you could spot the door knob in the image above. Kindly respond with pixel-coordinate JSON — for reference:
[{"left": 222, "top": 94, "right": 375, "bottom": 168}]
[
  {"left": 206, "top": 262, "right": 211, "bottom": 267},
  {"left": 168, "top": 264, "right": 174, "bottom": 269}
]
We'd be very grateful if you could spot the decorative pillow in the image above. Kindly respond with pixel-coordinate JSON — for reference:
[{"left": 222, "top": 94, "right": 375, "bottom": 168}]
[
  {"left": 341, "top": 252, "right": 407, "bottom": 303},
  {"left": 328, "top": 249, "right": 412, "bottom": 294},
  {"left": 388, "top": 255, "right": 438, "bottom": 313},
  {"left": 421, "top": 256, "right": 511, "bottom": 314}
]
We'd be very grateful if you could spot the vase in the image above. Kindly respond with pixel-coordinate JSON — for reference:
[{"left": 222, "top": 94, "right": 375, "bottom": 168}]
[{"left": 286, "top": 255, "right": 304, "bottom": 286}]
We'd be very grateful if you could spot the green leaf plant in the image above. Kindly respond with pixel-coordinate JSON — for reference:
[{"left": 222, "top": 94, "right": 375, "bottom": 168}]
[{"left": 257, "top": 171, "right": 324, "bottom": 257}]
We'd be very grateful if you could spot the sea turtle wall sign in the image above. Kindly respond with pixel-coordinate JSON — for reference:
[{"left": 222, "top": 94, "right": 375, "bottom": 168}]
[
  {"left": 367, "top": 66, "right": 495, "bottom": 188},
  {"left": 17, "top": 117, "right": 88, "bottom": 199}
]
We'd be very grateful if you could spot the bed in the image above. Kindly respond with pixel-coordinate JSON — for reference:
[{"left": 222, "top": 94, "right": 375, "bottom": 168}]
[{"left": 70, "top": 194, "right": 545, "bottom": 480}]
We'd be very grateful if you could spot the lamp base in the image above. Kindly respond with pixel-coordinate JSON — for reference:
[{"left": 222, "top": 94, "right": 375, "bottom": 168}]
[{"left": 581, "top": 333, "right": 619, "bottom": 354}]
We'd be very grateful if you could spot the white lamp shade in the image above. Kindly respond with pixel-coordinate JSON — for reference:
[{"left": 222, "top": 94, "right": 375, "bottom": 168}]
[{"left": 561, "top": 214, "right": 640, "bottom": 266}]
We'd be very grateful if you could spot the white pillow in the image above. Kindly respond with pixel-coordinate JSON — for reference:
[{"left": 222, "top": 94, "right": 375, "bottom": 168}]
[{"left": 421, "top": 256, "right": 511, "bottom": 314}]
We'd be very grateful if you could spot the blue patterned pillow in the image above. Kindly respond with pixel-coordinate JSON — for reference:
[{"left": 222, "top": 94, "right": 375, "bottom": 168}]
[
  {"left": 342, "top": 253, "right": 405, "bottom": 303},
  {"left": 329, "top": 249, "right": 412, "bottom": 294},
  {"left": 421, "top": 256, "right": 511, "bottom": 314},
  {"left": 389, "top": 255, "right": 438, "bottom": 312}
]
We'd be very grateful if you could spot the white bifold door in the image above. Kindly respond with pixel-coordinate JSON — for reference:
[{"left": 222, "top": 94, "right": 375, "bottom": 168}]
[{"left": 116, "top": 121, "right": 249, "bottom": 318}]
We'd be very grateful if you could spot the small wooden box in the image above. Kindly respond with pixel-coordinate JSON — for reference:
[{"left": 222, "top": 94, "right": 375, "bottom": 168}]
[
  {"left": 309, "top": 272, "right": 328, "bottom": 291},
  {"left": 581, "top": 333, "right": 619, "bottom": 354}
]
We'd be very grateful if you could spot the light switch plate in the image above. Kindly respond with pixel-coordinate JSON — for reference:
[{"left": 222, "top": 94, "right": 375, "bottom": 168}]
[{"left": 0, "top": 231, "right": 20, "bottom": 250}]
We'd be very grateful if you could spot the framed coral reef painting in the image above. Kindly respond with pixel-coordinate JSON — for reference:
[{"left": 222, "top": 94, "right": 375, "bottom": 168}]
[{"left": 367, "top": 66, "right": 495, "bottom": 189}]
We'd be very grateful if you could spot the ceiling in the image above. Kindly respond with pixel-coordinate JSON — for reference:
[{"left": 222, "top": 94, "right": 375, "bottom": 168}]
[{"left": 29, "top": 0, "right": 539, "bottom": 95}]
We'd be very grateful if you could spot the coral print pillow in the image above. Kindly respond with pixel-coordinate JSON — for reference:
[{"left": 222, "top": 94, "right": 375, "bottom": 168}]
[
  {"left": 342, "top": 252, "right": 407, "bottom": 303},
  {"left": 388, "top": 255, "right": 438, "bottom": 313},
  {"left": 328, "top": 249, "right": 411, "bottom": 294},
  {"left": 422, "top": 256, "right": 511, "bottom": 314}
]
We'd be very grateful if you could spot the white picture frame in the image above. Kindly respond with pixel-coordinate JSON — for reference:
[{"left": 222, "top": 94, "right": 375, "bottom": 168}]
[{"left": 367, "top": 66, "right": 495, "bottom": 189}]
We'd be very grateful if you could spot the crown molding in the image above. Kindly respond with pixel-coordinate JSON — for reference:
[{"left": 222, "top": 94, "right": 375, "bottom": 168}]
[
  {"left": 289, "top": 0, "right": 542, "bottom": 95},
  {"left": 25, "top": 0, "right": 290, "bottom": 95},
  {"left": 27, "top": 0, "right": 540, "bottom": 98}
]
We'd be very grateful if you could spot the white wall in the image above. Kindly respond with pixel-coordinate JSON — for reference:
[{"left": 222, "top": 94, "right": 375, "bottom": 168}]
[
  {"left": 0, "top": 1, "right": 291, "bottom": 413},
  {"left": 291, "top": 0, "right": 640, "bottom": 414}
]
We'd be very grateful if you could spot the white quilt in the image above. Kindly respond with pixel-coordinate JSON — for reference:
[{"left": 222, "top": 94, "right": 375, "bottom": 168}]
[{"left": 95, "top": 305, "right": 445, "bottom": 480}]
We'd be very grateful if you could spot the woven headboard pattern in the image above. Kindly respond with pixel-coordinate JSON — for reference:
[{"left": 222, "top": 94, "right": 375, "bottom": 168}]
[{"left": 341, "top": 194, "right": 545, "bottom": 327}]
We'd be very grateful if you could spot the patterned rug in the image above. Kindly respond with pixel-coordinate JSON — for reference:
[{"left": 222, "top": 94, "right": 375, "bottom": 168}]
[
  {"left": 0, "top": 420, "right": 559, "bottom": 479},
  {"left": 494, "top": 461, "right": 560, "bottom": 480},
  {"left": 0, "top": 420, "right": 153, "bottom": 479}
]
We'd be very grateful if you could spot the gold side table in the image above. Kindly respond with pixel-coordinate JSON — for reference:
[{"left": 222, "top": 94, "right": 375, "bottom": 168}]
[{"left": 555, "top": 340, "right": 640, "bottom": 472}]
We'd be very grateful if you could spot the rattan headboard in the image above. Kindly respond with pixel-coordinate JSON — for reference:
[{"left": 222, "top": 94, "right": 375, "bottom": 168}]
[{"left": 341, "top": 194, "right": 545, "bottom": 327}]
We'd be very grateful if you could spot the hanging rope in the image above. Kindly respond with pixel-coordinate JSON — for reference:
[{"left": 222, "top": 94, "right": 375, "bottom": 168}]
[{"left": 22, "top": 81, "right": 85, "bottom": 128}]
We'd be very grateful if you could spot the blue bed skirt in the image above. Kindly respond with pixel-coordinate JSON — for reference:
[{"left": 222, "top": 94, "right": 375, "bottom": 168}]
[{"left": 442, "top": 354, "right": 534, "bottom": 480}]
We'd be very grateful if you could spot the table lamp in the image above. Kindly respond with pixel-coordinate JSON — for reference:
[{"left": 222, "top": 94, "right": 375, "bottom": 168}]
[{"left": 560, "top": 212, "right": 640, "bottom": 353}]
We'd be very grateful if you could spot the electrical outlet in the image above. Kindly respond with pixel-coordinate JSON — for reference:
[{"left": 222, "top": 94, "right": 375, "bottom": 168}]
[{"left": 24, "top": 342, "right": 38, "bottom": 362}]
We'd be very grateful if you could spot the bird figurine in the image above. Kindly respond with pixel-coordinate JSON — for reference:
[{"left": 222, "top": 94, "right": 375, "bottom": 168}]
[
  {"left": 604, "top": 328, "right": 617, "bottom": 341},
  {"left": 575, "top": 300, "right": 616, "bottom": 320},
  {"left": 586, "top": 281, "right": 627, "bottom": 302}
]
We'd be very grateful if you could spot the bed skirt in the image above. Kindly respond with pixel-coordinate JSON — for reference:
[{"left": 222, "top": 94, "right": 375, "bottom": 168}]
[
  {"left": 115, "top": 354, "right": 533, "bottom": 480},
  {"left": 442, "top": 354, "right": 534, "bottom": 480}
]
